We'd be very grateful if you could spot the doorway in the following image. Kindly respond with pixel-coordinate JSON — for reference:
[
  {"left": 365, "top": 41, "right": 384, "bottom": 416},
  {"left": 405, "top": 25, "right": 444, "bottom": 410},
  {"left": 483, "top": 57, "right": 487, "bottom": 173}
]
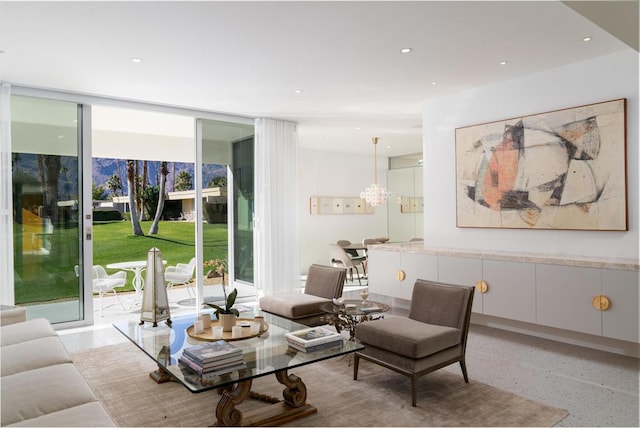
[{"left": 10, "top": 95, "right": 86, "bottom": 324}]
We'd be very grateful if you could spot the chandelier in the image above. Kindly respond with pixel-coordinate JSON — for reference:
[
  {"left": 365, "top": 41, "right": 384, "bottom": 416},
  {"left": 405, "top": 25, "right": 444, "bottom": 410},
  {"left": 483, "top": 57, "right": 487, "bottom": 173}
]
[{"left": 360, "top": 137, "right": 391, "bottom": 207}]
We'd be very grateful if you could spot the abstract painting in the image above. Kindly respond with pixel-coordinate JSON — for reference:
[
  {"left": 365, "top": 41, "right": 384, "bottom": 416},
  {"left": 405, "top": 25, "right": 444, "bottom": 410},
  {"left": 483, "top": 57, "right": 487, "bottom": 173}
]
[{"left": 455, "top": 99, "right": 627, "bottom": 230}]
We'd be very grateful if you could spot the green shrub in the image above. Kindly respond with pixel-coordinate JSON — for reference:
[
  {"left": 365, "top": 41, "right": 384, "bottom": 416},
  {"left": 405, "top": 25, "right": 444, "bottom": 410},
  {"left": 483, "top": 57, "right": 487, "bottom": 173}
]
[
  {"left": 204, "top": 202, "right": 227, "bottom": 224},
  {"left": 93, "top": 210, "right": 123, "bottom": 221}
]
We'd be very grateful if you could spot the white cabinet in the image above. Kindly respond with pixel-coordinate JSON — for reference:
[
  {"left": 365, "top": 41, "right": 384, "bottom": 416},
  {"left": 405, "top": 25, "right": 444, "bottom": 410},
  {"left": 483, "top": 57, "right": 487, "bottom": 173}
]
[
  {"left": 401, "top": 253, "right": 438, "bottom": 300},
  {"left": 602, "top": 269, "right": 640, "bottom": 343},
  {"left": 536, "top": 264, "right": 602, "bottom": 336},
  {"left": 368, "top": 251, "right": 436, "bottom": 300},
  {"left": 367, "top": 247, "right": 639, "bottom": 344},
  {"left": 367, "top": 251, "right": 405, "bottom": 298},
  {"left": 438, "top": 256, "right": 483, "bottom": 314},
  {"left": 482, "top": 260, "right": 536, "bottom": 324}
]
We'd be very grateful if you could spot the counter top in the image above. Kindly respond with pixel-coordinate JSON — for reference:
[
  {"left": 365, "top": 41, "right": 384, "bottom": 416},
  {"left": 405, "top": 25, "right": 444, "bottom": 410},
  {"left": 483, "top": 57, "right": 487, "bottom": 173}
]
[{"left": 369, "top": 242, "right": 639, "bottom": 271}]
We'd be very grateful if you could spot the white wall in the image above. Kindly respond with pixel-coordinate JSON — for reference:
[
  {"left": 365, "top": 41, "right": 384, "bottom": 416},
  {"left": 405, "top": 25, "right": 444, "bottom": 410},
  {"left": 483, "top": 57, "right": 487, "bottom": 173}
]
[
  {"left": 298, "top": 148, "right": 388, "bottom": 272},
  {"left": 423, "top": 50, "right": 639, "bottom": 260}
]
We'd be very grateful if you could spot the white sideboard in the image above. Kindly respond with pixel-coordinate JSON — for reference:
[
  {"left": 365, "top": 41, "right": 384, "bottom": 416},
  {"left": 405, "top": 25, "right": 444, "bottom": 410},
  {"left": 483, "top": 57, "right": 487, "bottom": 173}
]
[{"left": 367, "top": 243, "right": 639, "bottom": 346}]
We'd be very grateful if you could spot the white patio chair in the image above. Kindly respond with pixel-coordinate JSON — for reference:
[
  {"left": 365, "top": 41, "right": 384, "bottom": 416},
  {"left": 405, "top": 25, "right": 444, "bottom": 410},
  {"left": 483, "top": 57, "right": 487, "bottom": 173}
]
[
  {"left": 165, "top": 257, "right": 196, "bottom": 298},
  {"left": 91, "top": 265, "right": 127, "bottom": 317}
]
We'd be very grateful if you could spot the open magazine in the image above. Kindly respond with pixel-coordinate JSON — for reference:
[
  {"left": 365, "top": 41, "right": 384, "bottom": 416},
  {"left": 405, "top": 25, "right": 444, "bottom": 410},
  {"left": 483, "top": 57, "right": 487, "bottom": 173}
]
[{"left": 285, "top": 327, "right": 342, "bottom": 347}]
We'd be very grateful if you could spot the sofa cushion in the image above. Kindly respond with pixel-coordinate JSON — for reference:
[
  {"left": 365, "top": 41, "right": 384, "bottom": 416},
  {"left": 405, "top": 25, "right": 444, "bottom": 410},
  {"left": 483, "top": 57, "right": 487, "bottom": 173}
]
[
  {"left": 1, "top": 363, "right": 100, "bottom": 426},
  {"left": 0, "top": 306, "right": 27, "bottom": 326},
  {"left": 356, "top": 316, "right": 460, "bottom": 359},
  {"left": 2, "top": 336, "right": 72, "bottom": 376},
  {"left": 8, "top": 402, "right": 115, "bottom": 427},
  {"left": 260, "top": 294, "right": 330, "bottom": 319},
  {"left": 1, "top": 318, "right": 57, "bottom": 347}
]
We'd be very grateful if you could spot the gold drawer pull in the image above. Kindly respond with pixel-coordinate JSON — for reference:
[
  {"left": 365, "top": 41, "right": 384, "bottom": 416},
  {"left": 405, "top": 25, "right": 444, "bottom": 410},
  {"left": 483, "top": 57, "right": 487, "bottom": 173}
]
[
  {"left": 396, "top": 270, "right": 406, "bottom": 281},
  {"left": 475, "top": 280, "right": 488, "bottom": 294},
  {"left": 592, "top": 295, "right": 610, "bottom": 311}
]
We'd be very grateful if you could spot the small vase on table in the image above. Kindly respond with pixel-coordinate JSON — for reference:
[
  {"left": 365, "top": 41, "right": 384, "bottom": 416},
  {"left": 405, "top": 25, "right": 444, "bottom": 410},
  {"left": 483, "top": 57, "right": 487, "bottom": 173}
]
[
  {"left": 219, "top": 313, "right": 236, "bottom": 332},
  {"left": 360, "top": 287, "right": 369, "bottom": 306}
]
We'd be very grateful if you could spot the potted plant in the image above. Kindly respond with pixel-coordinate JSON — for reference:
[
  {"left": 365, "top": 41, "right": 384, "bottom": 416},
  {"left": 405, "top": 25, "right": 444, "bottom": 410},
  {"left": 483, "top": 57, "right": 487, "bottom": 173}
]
[{"left": 205, "top": 285, "right": 239, "bottom": 332}]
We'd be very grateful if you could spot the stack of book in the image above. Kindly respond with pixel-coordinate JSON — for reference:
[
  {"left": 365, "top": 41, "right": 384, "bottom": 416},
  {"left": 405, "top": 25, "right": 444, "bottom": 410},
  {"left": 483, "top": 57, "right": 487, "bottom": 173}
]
[
  {"left": 285, "top": 327, "right": 343, "bottom": 352},
  {"left": 179, "top": 340, "right": 246, "bottom": 377}
]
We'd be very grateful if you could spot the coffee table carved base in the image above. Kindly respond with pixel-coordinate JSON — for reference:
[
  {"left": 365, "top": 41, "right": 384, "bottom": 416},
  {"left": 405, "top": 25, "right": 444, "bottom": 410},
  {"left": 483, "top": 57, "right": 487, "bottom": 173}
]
[
  {"left": 149, "top": 364, "right": 176, "bottom": 384},
  {"left": 214, "top": 369, "right": 317, "bottom": 427}
]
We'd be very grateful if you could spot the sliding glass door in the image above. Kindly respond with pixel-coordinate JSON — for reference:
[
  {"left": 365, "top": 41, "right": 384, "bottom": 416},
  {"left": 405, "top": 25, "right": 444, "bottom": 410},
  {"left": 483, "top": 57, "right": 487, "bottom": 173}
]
[
  {"left": 231, "top": 135, "right": 254, "bottom": 285},
  {"left": 200, "top": 119, "right": 254, "bottom": 304},
  {"left": 3, "top": 89, "right": 257, "bottom": 325},
  {"left": 10, "top": 95, "right": 87, "bottom": 323}
]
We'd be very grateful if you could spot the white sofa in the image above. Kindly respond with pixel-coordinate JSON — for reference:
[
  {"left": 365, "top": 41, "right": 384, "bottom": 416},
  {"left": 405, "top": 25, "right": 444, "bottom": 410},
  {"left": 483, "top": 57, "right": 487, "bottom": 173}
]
[{"left": 0, "top": 307, "right": 116, "bottom": 427}]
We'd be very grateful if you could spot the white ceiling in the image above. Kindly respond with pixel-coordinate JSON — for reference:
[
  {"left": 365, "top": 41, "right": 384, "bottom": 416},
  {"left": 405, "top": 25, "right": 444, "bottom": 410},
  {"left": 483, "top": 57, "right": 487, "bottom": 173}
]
[{"left": 0, "top": 1, "right": 635, "bottom": 157}]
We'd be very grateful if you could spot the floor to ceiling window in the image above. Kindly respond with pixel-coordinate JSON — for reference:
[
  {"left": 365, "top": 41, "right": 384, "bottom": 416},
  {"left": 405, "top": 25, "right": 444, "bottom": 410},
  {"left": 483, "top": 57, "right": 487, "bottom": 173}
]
[
  {"left": 10, "top": 95, "right": 85, "bottom": 323},
  {"left": 4, "top": 89, "right": 256, "bottom": 325},
  {"left": 201, "top": 119, "right": 254, "bottom": 302},
  {"left": 92, "top": 106, "right": 198, "bottom": 305}
]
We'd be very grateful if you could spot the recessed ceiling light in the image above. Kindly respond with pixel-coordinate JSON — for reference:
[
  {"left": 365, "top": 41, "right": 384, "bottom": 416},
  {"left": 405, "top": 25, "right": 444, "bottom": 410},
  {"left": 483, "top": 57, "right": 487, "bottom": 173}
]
[
  {"left": 499, "top": 60, "right": 508, "bottom": 65},
  {"left": 583, "top": 36, "right": 592, "bottom": 42},
  {"left": 431, "top": 81, "right": 437, "bottom": 85},
  {"left": 400, "top": 48, "right": 412, "bottom": 54},
  {"left": 131, "top": 57, "right": 142, "bottom": 63},
  {"left": 293, "top": 89, "right": 303, "bottom": 94},
  {"left": 355, "top": 127, "right": 361, "bottom": 131},
  {"left": 57, "top": 135, "right": 64, "bottom": 139}
]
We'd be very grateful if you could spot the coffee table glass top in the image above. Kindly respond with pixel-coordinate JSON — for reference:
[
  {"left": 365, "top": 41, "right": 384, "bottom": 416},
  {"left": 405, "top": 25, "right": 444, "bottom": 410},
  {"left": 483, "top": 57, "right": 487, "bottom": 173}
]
[
  {"left": 113, "top": 311, "right": 363, "bottom": 393},
  {"left": 319, "top": 300, "right": 390, "bottom": 316}
]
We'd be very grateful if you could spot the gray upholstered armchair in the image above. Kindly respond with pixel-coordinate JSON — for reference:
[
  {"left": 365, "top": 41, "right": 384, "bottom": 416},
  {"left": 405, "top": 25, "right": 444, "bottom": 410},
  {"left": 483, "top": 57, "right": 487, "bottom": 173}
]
[
  {"left": 353, "top": 279, "right": 475, "bottom": 406},
  {"left": 259, "top": 264, "right": 347, "bottom": 327}
]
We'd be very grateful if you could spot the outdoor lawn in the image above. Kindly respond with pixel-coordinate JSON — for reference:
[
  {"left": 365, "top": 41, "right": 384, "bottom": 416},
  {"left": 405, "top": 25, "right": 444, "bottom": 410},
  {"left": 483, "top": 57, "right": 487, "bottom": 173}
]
[{"left": 14, "top": 220, "right": 228, "bottom": 304}]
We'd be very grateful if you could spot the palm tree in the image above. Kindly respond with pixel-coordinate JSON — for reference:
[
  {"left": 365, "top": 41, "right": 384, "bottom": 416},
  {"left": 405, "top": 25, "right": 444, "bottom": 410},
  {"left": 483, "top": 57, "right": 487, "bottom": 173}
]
[
  {"left": 106, "top": 174, "right": 123, "bottom": 198},
  {"left": 139, "top": 160, "right": 148, "bottom": 220},
  {"left": 175, "top": 170, "right": 193, "bottom": 191},
  {"left": 208, "top": 176, "right": 227, "bottom": 188},
  {"left": 126, "top": 160, "right": 144, "bottom": 236},
  {"left": 149, "top": 161, "right": 168, "bottom": 234}
]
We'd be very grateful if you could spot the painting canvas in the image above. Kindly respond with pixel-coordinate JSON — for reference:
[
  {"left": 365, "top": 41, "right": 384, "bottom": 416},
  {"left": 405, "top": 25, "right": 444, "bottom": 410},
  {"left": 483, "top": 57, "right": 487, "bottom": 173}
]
[{"left": 455, "top": 99, "right": 627, "bottom": 230}]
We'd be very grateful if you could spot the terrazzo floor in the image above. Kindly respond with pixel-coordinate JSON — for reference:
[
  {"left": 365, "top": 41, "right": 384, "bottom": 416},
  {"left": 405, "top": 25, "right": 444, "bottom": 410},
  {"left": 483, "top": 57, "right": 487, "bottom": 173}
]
[{"left": 57, "top": 286, "right": 639, "bottom": 427}]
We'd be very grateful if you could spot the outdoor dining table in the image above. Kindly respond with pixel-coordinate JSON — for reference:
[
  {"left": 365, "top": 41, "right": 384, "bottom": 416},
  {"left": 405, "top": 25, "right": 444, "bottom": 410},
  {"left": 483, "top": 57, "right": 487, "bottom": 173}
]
[{"left": 106, "top": 260, "right": 167, "bottom": 306}]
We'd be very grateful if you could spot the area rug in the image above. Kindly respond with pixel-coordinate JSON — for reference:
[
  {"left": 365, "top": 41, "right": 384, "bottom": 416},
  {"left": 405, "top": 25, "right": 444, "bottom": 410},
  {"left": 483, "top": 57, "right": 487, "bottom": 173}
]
[{"left": 71, "top": 343, "right": 568, "bottom": 427}]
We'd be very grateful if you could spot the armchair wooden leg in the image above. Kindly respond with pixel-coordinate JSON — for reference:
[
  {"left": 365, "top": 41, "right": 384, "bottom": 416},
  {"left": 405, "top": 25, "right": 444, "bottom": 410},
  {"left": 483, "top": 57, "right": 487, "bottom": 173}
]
[
  {"left": 411, "top": 376, "right": 417, "bottom": 407},
  {"left": 353, "top": 354, "right": 360, "bottom": 380},
  {"left": 460, "top": 360, "right": 469, "bottom": 383}
]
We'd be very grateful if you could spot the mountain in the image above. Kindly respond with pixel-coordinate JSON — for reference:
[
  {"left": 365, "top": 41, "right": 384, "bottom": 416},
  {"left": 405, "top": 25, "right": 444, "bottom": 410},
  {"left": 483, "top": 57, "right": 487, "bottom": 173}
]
[
  {"left": 93, "top": 158, "right": 226, "bottom": 195},
  {"left": 12, "top": 153, "right": 226, "bottom": 200}
]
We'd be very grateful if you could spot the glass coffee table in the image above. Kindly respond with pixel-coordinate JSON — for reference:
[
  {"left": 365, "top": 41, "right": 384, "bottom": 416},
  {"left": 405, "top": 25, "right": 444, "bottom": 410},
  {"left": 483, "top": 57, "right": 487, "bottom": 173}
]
[
  {"left": 320, "top": 300, "right": 390, "bottom": 339},
  {"left": 113, "top": 311, "right": 363, "bottom": 426}
]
